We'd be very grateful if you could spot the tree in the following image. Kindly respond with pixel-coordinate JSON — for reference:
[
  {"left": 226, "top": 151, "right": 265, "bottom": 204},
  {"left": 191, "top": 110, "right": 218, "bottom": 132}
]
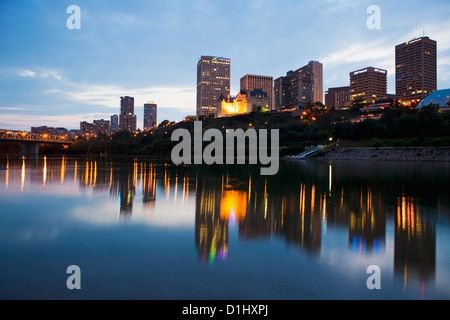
[{"left": 158, "top": 120, "right": 171, "bottom": 129}]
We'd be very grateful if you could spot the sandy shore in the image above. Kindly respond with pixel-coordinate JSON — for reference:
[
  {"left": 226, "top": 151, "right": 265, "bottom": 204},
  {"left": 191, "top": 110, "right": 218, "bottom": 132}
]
[{"left": 318, "top": 147, "right": 450, "bottom": 161}]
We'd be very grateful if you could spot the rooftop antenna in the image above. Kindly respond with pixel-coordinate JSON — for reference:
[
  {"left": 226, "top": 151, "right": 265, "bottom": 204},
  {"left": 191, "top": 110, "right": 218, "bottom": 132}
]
[{"left": 423, "top": 25, "right": 425, "bottom": 37}]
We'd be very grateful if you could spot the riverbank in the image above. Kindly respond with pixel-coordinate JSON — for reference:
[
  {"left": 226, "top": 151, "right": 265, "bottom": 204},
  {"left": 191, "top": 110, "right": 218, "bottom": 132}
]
[{"left": 316, "top": 147, "right": 450, "bottom": 161}]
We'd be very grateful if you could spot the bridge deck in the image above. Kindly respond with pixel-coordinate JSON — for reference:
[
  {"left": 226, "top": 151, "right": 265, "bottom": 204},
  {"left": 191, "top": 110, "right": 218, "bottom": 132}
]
[{"left": 0, "top": 130, "right": 75, "bottom": 144}]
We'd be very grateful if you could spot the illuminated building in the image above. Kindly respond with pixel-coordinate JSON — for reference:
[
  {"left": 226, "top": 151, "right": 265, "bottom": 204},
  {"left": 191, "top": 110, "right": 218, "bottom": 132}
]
[
  {"left": 247, "top": 89, "right": 270, "bottom": 112},
  {"left": 80, "top": 119, "right": 110, "bottom": 137},
  {"left": 274, "top": 60, "right": 323, "bottom": 109},
  {"left": 349, "top": 67, "right": 387, "bottom": 104},
  {"left": 31, "top": 126, "right": 69, "bottom": 136},
  {"left": 143, "top": 101, "right": 157, "bottom": 130},
  {"left": 240, "top": 74, "right": 274, "bottom": 110},
  {"left": 196, "top": 56, "right": 231, "bottom": 118},
  {"left": 417, "top": 89, "right": 450, "bottom": 110},
  {"left": 325, "top": 86, "right": 351, "bottom": 110},
  {"left": 217, "top": 89, "right": 270, "bottom": 117},
  {"left": 396, "top": 37, "right": 437, "bottom": 106},
  {"left": 119, "top": 96, "right": 137, "bottom": 132},
  {"left": 217, "top": 93, "right": 248, "bottom": 117}
]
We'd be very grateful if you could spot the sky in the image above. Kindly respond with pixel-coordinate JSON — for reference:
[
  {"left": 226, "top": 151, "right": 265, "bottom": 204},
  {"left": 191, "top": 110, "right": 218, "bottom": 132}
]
[{"left": 0, "top": 0, "right": 449, "bottom": 131}]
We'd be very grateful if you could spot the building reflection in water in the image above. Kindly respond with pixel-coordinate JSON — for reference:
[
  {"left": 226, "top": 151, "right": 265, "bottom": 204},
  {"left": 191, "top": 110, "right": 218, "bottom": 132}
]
[
  {"left": 0, "top": 156, "right": 443, "bottom": 291},
  {"left": 349, "top": 186, "right": 386, "bottom": 254},
  {"left": 394, "top": 194, "right": 436, "bottom": 297},
  {"left": 195, "top": 172, "right": 228, "bottom": 264},
  {"left": 143, "top": 162, "right": 156, "bottom": 210}
]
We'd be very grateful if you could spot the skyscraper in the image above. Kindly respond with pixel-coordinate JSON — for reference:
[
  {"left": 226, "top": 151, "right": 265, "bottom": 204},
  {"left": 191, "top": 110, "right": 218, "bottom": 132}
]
[
  {"left": 274, "top": 60, "right": 323, "bottom": 109},
  {"left": 350, "top": 67, "right": 387, "bottom": 104},
  {"left": 119, "top": 96, "right": 137, "bottom": 132},
  {"left": 144, "top": 101, "right": 157, "bottom": 131},
  {"left": 395, "top": 36, "right": 437, "bottom": 105},
  {"left": 197, "top": 56, "right": 231, "bottom": 118},
  {"left": 240, "top": 74, "right": 274, "bottom": 110}
]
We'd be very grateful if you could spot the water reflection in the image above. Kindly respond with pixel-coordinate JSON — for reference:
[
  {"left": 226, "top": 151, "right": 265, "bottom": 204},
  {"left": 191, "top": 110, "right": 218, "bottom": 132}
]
[
  {"left": 395, "top": 194, "right": 436, "bottom": 297},
  {"left": 1, "top": 156, "right": 449, "bottom": 295}
]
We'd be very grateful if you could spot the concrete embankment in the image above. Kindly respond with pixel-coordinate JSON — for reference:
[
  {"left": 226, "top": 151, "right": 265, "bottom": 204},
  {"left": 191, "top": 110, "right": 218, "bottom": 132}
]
[{"left": 317, "top": 147, "right": 450, "bottom": 161}]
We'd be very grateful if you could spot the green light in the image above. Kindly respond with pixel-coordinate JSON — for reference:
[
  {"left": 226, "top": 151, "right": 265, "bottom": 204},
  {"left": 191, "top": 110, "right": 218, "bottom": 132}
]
[{"left": 209, "top": 245, "right": 217, "bottom": 264}]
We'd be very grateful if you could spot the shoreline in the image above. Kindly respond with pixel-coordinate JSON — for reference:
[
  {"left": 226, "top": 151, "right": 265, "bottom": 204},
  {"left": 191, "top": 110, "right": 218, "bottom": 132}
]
[
  {"left": 2, "top": 147, "right": 450, "bottom": 162},
  {"left": 314, "top": 147, "right": 450, "bottom": 162}
]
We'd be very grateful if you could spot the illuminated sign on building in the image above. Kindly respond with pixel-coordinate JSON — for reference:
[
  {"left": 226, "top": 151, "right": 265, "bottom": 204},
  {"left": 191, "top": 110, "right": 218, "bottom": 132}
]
[{"left": 353, "top": 69, "right": 368, "bottom": 75}]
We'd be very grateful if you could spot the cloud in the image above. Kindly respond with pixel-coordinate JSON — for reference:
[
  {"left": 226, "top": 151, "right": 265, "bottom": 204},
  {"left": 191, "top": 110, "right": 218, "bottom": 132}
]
[
  {"left": 0, "top": 107, "right": 26, "bottom": 111},
  {"left": 6, "top": 68, "right": 64, "bottom": 81},
  {"left": 0, "top": 71, "right": 196, "bottom": 130},
  {"left": 40, "top": 69, "right": 63, "bottom": 81},
  {"left": 61, "top": 82, "right": 196, "bottom": 113},
  {"left": 320, "top": 41, "right": 393, "bottom": 68},
  {"left": 0, "top": 113, "right": 109, "bottom": 130},
  {"left": 19, "top": 70, "right": 36, "bottom": 78}
]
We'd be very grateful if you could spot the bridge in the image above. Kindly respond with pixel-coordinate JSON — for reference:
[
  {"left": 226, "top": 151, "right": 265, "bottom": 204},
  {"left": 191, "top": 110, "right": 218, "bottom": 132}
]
[{"left": 0, "top": 130, "right": 75, "bottom": 155}]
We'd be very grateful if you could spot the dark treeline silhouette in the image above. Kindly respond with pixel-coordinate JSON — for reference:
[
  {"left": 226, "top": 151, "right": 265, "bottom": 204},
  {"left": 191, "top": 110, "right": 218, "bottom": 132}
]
[
  {"left": 57, "top": 103, "right": 450, "bottom": 156},
  {"left": 334, "top": 104, "right": 450, "bottom": 147}
]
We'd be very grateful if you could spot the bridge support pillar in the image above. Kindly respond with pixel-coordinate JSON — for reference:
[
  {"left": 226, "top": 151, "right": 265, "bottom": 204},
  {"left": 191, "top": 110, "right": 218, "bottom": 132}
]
[{"left": 20, "top": 143, "right": 39, "bottom": 155}]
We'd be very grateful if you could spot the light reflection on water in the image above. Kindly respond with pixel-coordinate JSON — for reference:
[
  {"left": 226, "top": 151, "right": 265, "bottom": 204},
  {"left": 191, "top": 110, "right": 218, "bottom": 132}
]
[{"left": 0, "top": 155, "right": 449, "bottom": 300}]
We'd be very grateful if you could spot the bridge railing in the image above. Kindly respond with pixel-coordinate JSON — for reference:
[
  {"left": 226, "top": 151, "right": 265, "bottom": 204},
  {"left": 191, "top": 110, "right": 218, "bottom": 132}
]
[{"left": 0, "top": 130, "right": 75, "bottom": 144}]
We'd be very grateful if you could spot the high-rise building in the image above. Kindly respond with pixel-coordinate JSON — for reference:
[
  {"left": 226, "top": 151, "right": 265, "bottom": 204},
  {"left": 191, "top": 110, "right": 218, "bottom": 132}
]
[
  {"left": 197, "top": 56, "right": 231, "bottom": 118},
  {"left": 325, "top": 86, "right": 351, "bottom": 110},
  {"left": 144, "top": 101, "right": 157, "bottom": 130},
  {"left": 240, "top": 74, "right": 274, "bottom": 110},
  {"left": 274, "top": 60, "right": 323, "bottom": 109},
  {"left": 395, "top": 36, "right": 437, "bottom": 105},
  {"left": 110, "top": 115, "right": 119, "bottom": 132},
  {"left": 350, "top": 67, "right": 387, "bottom": 104},
  {"left": 119, "top": 96, "right": 137, "bottom": 132}
]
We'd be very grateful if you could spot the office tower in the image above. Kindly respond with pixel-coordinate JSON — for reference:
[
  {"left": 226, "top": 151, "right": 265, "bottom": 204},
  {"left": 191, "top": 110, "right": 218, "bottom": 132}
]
[
  {"left": 119, "top": 96, "right": 137, "bottom": 132},
  {"left": 274, "top": 60, "right": 323, "bottom": 109},
  {"left": 110, "top": 115, "right": 119, "bottom": 132},
  {"left": 325, "top": 86, "right": 351, "bottom": 110},
  {"left": 144, "top": 101, "right": 158, "bottom": 131},
  {"left": 349, "top": 67, "right": 387, "bottom": 104},
  {"left": 396, "top": 36, "right": 437, "bottom": 105},
  {"left": 197, "top": 56, "right": 231, "bottom": 118},
  {"left": 240, "top": 74, "right": 274, "bottom": 110}
]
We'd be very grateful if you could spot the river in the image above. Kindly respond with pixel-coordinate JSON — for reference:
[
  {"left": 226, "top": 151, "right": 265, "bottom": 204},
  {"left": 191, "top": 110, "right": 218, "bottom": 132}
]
[{"left": 0, "top": 155, "right": 449, "bottom": 300}]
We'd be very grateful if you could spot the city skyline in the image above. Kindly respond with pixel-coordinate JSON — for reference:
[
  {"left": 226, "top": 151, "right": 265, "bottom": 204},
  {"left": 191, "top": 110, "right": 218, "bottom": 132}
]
[{"left": 1, "top": 0, "right": 450, "bottom": 130}]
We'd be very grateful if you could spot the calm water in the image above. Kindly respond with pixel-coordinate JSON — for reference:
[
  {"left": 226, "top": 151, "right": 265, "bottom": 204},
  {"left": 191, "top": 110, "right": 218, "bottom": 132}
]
[{"left": 0, "top": 155, "right": 449, "bottom": 300}]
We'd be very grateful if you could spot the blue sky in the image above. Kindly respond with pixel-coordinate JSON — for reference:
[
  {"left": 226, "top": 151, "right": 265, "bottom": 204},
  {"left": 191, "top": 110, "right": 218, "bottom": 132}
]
[{"left": 0, "top": 0, "right": 449, "bottom": 130}]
